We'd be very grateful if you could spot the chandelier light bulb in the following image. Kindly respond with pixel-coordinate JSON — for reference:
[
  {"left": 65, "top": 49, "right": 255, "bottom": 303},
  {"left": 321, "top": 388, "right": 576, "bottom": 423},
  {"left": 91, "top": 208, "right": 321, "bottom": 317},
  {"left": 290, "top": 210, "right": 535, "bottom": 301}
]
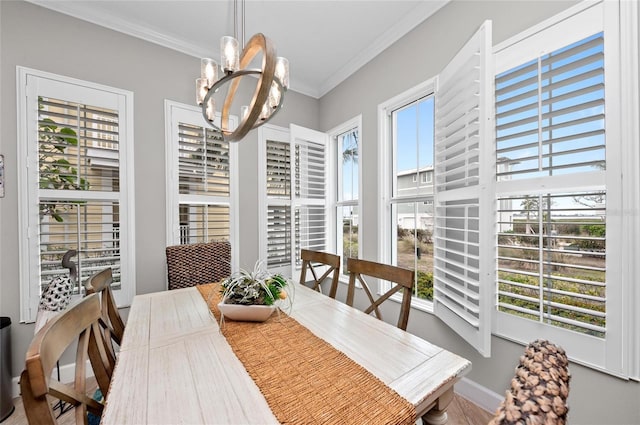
[
  {"left": 195, "top": 31, "right": 288, "bottom": 142},
  {"left": 205, "top": 97, "right": 216, "bottom": 122},
  {"left": 259, "top": 102, "right": 271, "bottom": 121},
  {"left": 268, "top": 82, "right": 281, "bottom": 110},
  {"left": 201, "top": 58, "right": 218, "bottom": 87},
  {"left": 275, "top": 57, "right": 289, "bottom": 89},
  {"left": 195, "top": 78, "right": 207, "bottom": 105},
  {"left": 221, "top": 36, "right": 240, "bottom": 73}
]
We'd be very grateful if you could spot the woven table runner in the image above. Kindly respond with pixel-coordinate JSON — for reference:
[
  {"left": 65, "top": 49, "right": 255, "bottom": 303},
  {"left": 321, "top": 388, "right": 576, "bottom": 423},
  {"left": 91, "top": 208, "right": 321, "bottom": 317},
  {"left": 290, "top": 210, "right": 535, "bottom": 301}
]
[{"left": 196, "top": 283, "right": 417, "bottom": 425}]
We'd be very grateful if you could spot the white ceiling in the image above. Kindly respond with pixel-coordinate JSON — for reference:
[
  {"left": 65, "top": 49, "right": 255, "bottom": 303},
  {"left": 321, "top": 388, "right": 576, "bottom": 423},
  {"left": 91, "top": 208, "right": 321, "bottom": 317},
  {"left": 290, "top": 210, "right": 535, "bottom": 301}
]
[{"left": 26, "top": 0, "right": 448, "bottom": 98}]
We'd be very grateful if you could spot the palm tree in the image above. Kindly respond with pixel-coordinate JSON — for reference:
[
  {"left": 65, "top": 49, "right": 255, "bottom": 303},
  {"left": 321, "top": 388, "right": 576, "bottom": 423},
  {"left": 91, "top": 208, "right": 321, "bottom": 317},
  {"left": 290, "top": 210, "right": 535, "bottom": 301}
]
[
  {"left": 520, "top": 196, "right": 538, "bottom": 234},
  {"left": 342, "top": 130, "right": 358, "bottom": 164}
]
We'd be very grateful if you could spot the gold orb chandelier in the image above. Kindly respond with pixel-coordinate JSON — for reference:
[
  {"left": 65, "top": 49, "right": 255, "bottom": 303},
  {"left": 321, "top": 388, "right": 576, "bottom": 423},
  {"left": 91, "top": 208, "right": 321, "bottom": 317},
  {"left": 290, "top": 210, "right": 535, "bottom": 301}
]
[{"left": 196, "top": 0, "right": 289, "bottom": 142}]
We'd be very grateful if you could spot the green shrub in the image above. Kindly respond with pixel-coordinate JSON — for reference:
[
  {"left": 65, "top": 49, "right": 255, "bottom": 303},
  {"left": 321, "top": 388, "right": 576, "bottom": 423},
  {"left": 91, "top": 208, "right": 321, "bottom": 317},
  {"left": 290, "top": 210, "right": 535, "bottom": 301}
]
[{"left": 416, "top": 271, "right": 433, "bottom": 300}]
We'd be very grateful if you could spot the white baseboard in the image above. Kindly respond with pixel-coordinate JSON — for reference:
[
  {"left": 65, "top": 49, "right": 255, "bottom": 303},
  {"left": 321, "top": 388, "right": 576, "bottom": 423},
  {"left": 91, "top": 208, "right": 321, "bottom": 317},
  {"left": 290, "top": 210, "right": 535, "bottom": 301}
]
[
  {"left": 454, "top": 376, "right": 503, "bottom": 414},
  {"left": 11, "top": 361, "right": 94, "bottom": 399}
]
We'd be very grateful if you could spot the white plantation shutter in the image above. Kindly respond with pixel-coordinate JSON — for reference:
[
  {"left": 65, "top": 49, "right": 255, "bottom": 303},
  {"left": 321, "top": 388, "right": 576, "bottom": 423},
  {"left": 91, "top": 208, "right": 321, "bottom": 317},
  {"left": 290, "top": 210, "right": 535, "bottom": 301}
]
[
  {"left": 259, "top": 125, "right": 328, "bottom": 279},
  {"left": 291, "top": 131, "right": 327, "bottom": 266},
  {"left": 433, "top": 21, "right": 494, "bottom": 357},
  {"left": 19, "top": 69, "right": 135, "bottom": 321},
  {"left": 491, "top": 1, "right": 631, "bottom": 374},
  {"left": 267, "top": 205, "right": 292, "bottom": 268},
  {"left": 37, "top": 97, "right": 123, "bottom": 291},
  {"left": 496, "top": 33, "right": 605, "bottom": 180},
  {"left": 265, "top": 139, "right": 292, "bottom": 269},
  {"left": 165, "top": 101, "right": 237, "bottom": 268}
]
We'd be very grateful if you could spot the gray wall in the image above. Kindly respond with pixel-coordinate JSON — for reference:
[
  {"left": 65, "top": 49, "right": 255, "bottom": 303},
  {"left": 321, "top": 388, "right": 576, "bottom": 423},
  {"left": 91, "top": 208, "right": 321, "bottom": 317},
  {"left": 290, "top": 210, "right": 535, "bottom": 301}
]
[
  {"left": 319, "top": 1, "right": 640, "bottom": 424},
  {"left": 0, "top": 0, "right": 318, "bottom": 379}
]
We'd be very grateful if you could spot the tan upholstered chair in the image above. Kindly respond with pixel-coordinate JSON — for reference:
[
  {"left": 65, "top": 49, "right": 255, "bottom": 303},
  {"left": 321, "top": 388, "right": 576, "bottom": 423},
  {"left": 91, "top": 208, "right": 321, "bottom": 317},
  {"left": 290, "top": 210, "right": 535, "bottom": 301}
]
[
  {"left": 165, "top": 241, "right": 231, "bottom": 290},
  {"left": 345, "top": 258, "right": 414, "bottom": 331},
  {"left": 20, "top": 294, "right": 112, "bottom": 425},
  {"left": 489, "top": 339, "right": 571, "bottom": 425},
  {"left": 84, "top": 267, "right": 125, "bottom": 366},
  {"left": 299, "top": 249, "right": 341, "bottom": 298}
]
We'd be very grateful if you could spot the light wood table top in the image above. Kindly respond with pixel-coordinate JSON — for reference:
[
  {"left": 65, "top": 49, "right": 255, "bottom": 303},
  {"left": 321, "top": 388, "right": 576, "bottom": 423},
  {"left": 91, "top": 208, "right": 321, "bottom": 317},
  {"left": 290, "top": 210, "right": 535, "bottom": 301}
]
[{"left": 102, "top": 284, "right": 471, "bottom": 425}]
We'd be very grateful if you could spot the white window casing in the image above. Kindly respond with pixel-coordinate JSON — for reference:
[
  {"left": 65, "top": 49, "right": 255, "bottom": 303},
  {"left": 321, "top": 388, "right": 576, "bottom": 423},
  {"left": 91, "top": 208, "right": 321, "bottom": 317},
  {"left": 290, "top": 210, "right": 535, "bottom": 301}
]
[
  {"left": 258, "top": 124, "right": 329, "bottom": 281},
  {"left": 492, "top": 0, "right": 638, "bottom": 377},
  {"left": 327, "top": 115, "right": 362, "bottom": 279},
  {"left": 164, "top": 101, "right": 239, "bottom": 274},
  {"left": 17, "top": 67, "right": 135, "bottom": 322},
  {"left": 378, "top": 79, "right": 437, "bottom": 313},
  {"left": 375, "top": 0, "right": 637, "bottom": 377}
]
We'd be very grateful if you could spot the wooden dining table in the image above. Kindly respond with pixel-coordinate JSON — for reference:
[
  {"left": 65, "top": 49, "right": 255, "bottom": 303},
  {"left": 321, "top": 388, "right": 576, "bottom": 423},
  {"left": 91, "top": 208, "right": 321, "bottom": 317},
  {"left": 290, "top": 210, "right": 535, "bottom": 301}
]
[{"left": 101, "top": 283, "right": 471, "bottom": 424}]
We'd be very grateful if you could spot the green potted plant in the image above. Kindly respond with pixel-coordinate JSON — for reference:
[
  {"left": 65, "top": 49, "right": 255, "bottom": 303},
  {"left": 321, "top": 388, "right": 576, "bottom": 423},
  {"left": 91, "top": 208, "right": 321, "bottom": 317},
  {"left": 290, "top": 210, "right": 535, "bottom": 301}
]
[{"left": 218, "top": 260, "right": 292, "bottom": 322}]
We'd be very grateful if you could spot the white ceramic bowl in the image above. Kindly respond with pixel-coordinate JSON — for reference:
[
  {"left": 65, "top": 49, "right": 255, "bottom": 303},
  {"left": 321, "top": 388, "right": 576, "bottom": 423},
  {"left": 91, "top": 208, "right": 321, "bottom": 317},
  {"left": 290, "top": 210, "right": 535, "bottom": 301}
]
[{"left": 217, "top": 302, "right": 276, "bottom": 322}]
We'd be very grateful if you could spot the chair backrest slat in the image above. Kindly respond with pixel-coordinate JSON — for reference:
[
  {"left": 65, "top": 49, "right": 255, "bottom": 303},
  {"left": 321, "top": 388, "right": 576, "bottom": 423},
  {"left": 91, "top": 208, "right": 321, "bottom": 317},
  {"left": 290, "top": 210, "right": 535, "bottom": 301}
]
[
  {"left": 21, "top": 293, "right": 112, "bottom": 424},
  {"left": 346, "top": 258, "right": 414, "bottom": 331},
  {"left": 299, "top": 249, "right": 341, "bottom": 298},
  {"left": 85, "top": 267, "right": 124, "bottom": 371}
]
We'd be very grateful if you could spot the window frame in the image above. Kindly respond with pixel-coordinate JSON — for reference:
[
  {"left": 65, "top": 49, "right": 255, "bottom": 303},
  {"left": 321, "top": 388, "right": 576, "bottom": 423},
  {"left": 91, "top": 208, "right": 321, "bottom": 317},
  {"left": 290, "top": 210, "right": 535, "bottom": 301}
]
[
  {"left": 378, "top": 78, "right": 437, "bottom": 313},
  {"left": 378, "top": 0, "right": 639, "bottom": 378},
  {"left": 258, "top": 124, "right": 329, "bottom": 281},
  {"left": 17, "top": 67, "right": 136, "bottom": 322},
  {"left": 327, "top": 115, "right": 362, "bottom": 281},
  {"left": 163, "top": 100, "right": 239, "bottom": 274},
  {"left": 491, "top": 0, "right": 633, "bottom": 377}
]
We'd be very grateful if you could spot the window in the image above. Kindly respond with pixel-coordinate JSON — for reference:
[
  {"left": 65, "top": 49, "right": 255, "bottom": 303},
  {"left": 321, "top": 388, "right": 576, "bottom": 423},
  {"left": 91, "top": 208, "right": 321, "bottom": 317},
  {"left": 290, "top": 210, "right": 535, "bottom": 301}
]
[
  {"left": 328, "top": 116, "right": 361, "bottom": 275},
  {"left": 164, "top": 101, "right": 238, "bottom": 272},
  {"left": 18, "top": 68, "right": 135, "bottom": 322},
  {"left": 496, "top": 32, "right": 606, "bottom": 336},
  {"left": 379, "top": 0, "right": 637, "bottom": 376},
  {"left": 379, "top": 82, "right": 437, "bottom": 305},
  {"left": 493, "top": 1, "right": 632, "bottom": 374},
  {"left": 258, "top": 124, "right": 328, "bottom": 279}
]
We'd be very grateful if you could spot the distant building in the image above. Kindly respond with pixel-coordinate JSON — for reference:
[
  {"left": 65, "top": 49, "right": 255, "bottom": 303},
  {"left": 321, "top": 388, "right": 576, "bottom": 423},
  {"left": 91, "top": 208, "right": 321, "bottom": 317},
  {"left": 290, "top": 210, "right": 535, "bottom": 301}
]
[{"left": 395, "top": 166, "right": 434, "bottom": 231}]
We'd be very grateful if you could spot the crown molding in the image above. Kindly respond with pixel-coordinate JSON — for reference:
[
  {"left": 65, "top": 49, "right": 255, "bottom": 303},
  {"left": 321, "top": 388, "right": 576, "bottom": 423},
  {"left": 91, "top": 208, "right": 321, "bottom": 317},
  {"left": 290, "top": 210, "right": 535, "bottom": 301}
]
[
  {"left": 25, "top": 0, "right": 449, "bottom": 100},
  {"left": 317, "top": 0, "right": 449, "bottom": 98},
  {"left": 26, "top": 1, "right": 211, "bottom": 58}
]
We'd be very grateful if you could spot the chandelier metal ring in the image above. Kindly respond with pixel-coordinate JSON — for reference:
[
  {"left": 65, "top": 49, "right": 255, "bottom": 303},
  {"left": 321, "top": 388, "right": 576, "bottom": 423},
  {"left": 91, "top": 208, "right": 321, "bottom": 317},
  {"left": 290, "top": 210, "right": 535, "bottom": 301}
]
[{"left": 203, "top": 33, "right": 285, "bottom": 142}]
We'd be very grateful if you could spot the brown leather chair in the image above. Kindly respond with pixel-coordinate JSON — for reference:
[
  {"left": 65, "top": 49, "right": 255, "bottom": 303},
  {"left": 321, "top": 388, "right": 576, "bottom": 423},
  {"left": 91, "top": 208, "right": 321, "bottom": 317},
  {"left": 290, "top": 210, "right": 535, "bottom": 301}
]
[
  {"left": 84, "top": 267, "right": 125, "bottom": 366},
  {"left": 165, "top": 241, "right": 231, "bottom": 290},
  {"left": 20, "top": 294, "right": 112, "bottom": 425},
  {"left": 299, "top": 249, "right": 341, "bottom": 298},
  {"left": 346, "top": 258, "right": 414, "bottom": 331}
]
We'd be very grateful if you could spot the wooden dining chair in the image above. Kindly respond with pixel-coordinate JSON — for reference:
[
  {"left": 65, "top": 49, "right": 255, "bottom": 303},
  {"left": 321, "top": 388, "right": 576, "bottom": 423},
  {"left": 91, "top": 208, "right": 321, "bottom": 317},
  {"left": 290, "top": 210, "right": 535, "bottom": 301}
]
[
  {"left": 299, "top": 249, "right": 341, "bottom": 298},
  {"left": 20, "top": 293, "right": 113, "bottom": 425},
  {"left": 84, "top": 267, "right": 125, "bottom": 366},
  {"left": 165, "top": 241, "right": 231, "bottom": 290},
  {"left": 346, "top": 258, "right": 415, "bottom": 331}
]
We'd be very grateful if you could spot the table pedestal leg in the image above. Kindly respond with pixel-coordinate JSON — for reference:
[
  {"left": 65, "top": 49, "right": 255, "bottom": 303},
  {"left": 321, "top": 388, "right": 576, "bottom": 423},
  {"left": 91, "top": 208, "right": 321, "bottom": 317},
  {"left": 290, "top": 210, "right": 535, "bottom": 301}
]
[
  {"left": 422, "top": 409, "right": 448, "bottom": 425},
  {"left": 421, "top": 386, "right": 454, "bottom": 425}
]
